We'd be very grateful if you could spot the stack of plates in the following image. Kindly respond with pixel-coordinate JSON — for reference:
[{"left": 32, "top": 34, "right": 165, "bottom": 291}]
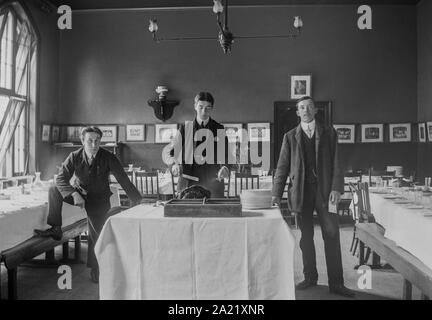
[{"left": 240, "top": 189, "right": 272, "bottom": 209}]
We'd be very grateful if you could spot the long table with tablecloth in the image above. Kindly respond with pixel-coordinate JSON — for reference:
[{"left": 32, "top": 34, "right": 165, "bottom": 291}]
[
  {"left": 0, "top": 185, "right": 120, "bottom": 253},
  {"left": 94, "top": 204, "right": 296, "bottom": 300},
  {"left": 368, "top": 190, "right": 432, "bottom": 270}
]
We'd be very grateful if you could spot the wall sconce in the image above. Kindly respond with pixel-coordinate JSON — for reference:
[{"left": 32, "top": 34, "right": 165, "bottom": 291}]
[
  {"left": 148, "top": 0, "right": 303, "bottom": 54},
  {"left": 148, "top": 86, "right": 180, "bottom": 122}
]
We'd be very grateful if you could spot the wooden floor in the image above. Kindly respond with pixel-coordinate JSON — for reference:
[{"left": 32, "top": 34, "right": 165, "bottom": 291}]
[{"left": 0, "top": 219, "right": 427, "bottom": 300}]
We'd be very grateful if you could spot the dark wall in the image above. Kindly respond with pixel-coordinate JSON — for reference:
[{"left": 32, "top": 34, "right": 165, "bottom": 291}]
[
  {"left": 49, "top": 5, "right": 418, "bottom": 174},
  {"left": 417, "top": 0, "right": 432, "bottom": 181}
]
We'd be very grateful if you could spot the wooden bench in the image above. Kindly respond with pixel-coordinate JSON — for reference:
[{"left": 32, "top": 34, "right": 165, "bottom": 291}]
[
  {"left": 0, "top": 218, "right": 87, "bottom": 300},
  {"left": 356, "top": 222, "right": 432, "bottom": 300}
]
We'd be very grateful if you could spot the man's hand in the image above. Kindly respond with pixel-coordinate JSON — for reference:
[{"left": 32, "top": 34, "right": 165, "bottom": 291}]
[
  {"left": 72, "top": 192, "right": 85, "bottom": 208},
  {"left": 217, "top": 166, "right": 230, "bottom": 181},
  {"left": 171, "top": 164, "right": 180, "bottom": 177},
  {"left": 329, "top": 191, "right": 341, "bottom": 205},
  {"left": 272, "top": 196, "right": 281, "bottom": 206}
]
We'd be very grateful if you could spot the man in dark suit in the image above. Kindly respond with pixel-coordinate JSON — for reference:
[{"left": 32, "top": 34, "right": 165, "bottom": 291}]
[
  {"left": 165, "top": 92, "right": 230, "bottom": 197},
  {"left": 34, "top": 126, "right": 142, "bottom": 283},
  {"left": 272, "top": 96, "right": 355, "bottom": 298}
]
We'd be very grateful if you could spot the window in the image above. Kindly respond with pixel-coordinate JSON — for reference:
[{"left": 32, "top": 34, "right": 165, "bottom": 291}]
[{"left": 0, "top": 3, "right": 36, "bottom": 178}]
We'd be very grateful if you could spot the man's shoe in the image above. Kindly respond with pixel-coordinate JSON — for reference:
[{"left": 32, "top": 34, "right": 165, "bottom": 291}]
[
  {"left": 90, "top": 268, "right": 99, "bottom": 284},
  {"left": 295, "top": 279, "right": 317, "bottom": 290},
  {"left": 34, "top": 226, "right": 63, "bottom": 241},
  {"left": 329, "top": 285, "right": 356, "bottom": 298}
]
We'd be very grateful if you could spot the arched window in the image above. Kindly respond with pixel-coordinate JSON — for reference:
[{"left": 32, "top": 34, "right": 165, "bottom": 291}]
[{"left": 0, "top": 2, "right": 37, "bottom": 177}]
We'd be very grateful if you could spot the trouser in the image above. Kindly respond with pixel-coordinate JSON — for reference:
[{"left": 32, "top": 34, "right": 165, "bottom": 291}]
[
  {"left": 298, "top": 182, "right": 344, "bottom": 287},
  {"left": 47, "top": 185, "right": 111, "bottom": 269}
]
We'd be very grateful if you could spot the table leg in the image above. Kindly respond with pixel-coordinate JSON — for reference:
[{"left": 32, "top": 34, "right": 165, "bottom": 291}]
[
  {"left": 403, "top": 279, "right": 412, "bottom": 300},
  {"left": 8, "top": 268, "right": 17, "bottom": 300}
]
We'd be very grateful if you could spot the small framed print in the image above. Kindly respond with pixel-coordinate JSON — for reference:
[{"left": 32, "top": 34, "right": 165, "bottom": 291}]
[
  {"left": 66, "top": 126, "right": 83, "bottom": 143},
  {"left": 41, "top": 124, "right": 51, "bottom": 142},
  {"left": 247, "top": 123, "right": 270, "bottom": 142},
  {"left": 98, "top": 125, "right": 118, "bottom": 143},
  {"left": 333, "top": 124, "right": 355, "bottom": 144},
  {"left": 361, "top": 124, "right": 383, "bottom": 143},
  {"left": 126, "top": 124, "right": 145, "bottom": 142},
  {"left": 291, "top": 75, "right": 312, "bottom": 99},
  {"left": 155, "top": 123, "right": 178, "bottom": 143},
  {"left": 51, "top": 125, "right": 60, "bottom": 143},
  {"left": 389, "top": 123, "right": 411, "bottom": 142},
  {"left": 427, "top": 122, "right": 432, "bottom": 142},
  {"left": 418, "top": 123, "right": 426, "bottom": 142},
  {"left": 222, "top": 123, "right": 243, "bottom": 143}
]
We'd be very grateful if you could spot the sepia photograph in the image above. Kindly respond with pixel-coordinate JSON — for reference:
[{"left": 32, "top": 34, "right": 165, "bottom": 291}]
[{"left": 1, "top": 0, "right": 432, "bottom": 306}]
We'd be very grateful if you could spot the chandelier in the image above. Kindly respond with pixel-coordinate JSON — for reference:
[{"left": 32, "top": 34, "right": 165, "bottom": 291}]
[{"left": 148, "top": 0, "right": 303, "bottom": 54}]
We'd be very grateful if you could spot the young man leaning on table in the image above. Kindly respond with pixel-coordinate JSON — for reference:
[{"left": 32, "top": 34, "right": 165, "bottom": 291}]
[
  {"left": 272, "top": 96, "right": 355, "bottom": 298},
  {"left": 34, "top": 126, "right": 144, "bottom": 283}
]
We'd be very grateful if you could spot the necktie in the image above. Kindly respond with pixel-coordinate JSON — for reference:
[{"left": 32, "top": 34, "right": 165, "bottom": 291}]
[
  {"left": 89, "top": 156, "right": 94, "bottom": 166},
  {"left": 306, "top": 125, "right": 313, "bottom": 139}
]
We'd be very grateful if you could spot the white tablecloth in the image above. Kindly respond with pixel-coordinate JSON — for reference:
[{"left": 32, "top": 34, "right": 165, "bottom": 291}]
[
  {"left": 0, "top": 186, "right": 120, "bottom": 253},
  {"left": 95, "top": 205, "right": 296, "bottom": 300},
  {"left": 368, "top": 191, "right": 432, "bottom": 270}
]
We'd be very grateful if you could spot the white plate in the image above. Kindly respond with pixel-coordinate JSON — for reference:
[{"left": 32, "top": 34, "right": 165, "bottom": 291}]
[
  {"left": 406, "top": 205, "right": 424, "bottom": 209},
  {"left": 383, "top": 195, "right": 399, "bottom": 199},
  {"left": 394, "top": 200, "right": 412, "bottom": 204}
]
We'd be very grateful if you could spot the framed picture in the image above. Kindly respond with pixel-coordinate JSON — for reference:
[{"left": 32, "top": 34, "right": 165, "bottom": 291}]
[
  {"left": 333, "top": 124, "right": 355, "bottom": 144},
  {"left": 247, "top": 123, "right": 270, "bottom": 142},
  {"left": 427, "top": 122, "right": 432, "bottom": 142},
  {"left": 291, "top": 75, "right": 312, "bottom": 99},
  {"left": 361, "top": 124, "right": 383, "bottom": 143},
  {"left": 418, "top": 123, "right": 426, "bottom": 142},
  {"left": 98, "top": 125, "right": 118, "bottom": 143},
  {"left": 155, "top": 123, "right": 178, "bottom": 143},
  {"left": 389, "top": 123, "right": 411, "bottom": 142},
  {"left": 126, "top": 124, "right": 145, "bottom": 142},
  {"left": 41, "top": 124, "right": 51, "bottom": 142},
  {"left": 222, "top": 123, "right": 243, "bottom": 143},
  {"left": 51, "top": 125, "right": 60, "bottom": 142},
  {"left": 66, "top": 126, "right": 82, "bottom": 143}
]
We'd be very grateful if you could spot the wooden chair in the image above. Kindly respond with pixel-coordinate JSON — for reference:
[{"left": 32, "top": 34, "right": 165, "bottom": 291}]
[
  {"left": 170, "top": 168, "right": 178, "bottom": 199},
  {"left": 135, "top": 171, "right": 160, "bottom": 201},
  {"left": 234, "top": 172, "right": 259, "bottom": 197},
  {"left": 224, "top": 172, "right": 231, "bottom": 198}
]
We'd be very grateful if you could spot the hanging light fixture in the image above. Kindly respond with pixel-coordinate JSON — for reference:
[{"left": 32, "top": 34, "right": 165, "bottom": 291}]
[{"left": 148, "top": 0, "right": 303, "bottom": 54}]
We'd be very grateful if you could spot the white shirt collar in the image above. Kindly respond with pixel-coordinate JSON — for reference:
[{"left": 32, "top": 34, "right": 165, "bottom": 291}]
[
  {"left": 300, "top": 119, "right": 316, "bottom": 135},
  {"left": 196, "top": 117, "right": 210, "bottom": 127}
]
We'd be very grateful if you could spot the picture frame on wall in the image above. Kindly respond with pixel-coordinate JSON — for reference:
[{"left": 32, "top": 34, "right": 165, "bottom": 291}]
[
  {"left": 41, "top": 124, "right": 51, "bottom": 142},
  {"left": 290, "top": 74, "right": 312, "bottom": 99},
  {"left": 126, "top": 124, "right": 145, "bottom": 142},
  {"left": 389, "top": 123, "right": 411, "bottom": 142},
  {"left": 222, "top": 123, "right": 243, "bottom": 143},
  {"left": 427, "top": 122, "right": 432, "bottom": 142},
  {"left": 51, "top": 125, "right": 60, "bottom": 143},
  {"left": 66, "top": 126, "right": 83, "bottom": 143},
  {"left": 247, "top": 122, "right": 270, "bottom": 142},
  {"left": 98, "top": 125, "right": 118, "bottom": 143},
  {"left": 361, "top": 124, "right": 383, "bottom": 143},
  {"left": 333, "top": 124, "right": 355, "bottom": 144},
  {"left": 418, "top": 123, "right": 426, "bottom": 142},
  {"left": 155, "top": 123, "right": 178, "bottom": 143}
]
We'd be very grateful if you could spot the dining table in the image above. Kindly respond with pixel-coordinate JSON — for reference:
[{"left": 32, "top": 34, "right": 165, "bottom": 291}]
[{"left": 94, "top": 203, "right": 296, "bottom": 300}]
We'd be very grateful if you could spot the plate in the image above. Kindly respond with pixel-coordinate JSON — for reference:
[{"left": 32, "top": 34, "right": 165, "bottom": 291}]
[
  {"left": 405, "top": 205, "right": 424, "bottom": 209},
  {"left": 383, "top": 195, "right": 399, "bottom": 199},
  {"left": 393, "top": 200, "right": 412, "bottom": 204}
]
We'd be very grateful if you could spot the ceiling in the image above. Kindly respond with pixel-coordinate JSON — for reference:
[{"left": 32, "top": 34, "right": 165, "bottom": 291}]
[{"left": 46, "top": 0, "right": 421, "bottom": 11}]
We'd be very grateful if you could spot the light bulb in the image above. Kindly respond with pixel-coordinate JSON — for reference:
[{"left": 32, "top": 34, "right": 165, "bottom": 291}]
[
  {"left": 148, "top": 19, "right": 158, "bottom": 33},
  {"left": 213, "top": 0, "right": 223, "bottom": 14},
  {"left": 294, "top": 16, "right": 303, "bottom": 29}
]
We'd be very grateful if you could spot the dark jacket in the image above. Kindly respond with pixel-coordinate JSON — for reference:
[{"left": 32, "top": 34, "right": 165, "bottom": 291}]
[
  {"left": 272, "top": 122, "right": 344, "bottom": 213},
  {"left": 168, "top": 118, "right": 230, "bottom": 197},
  {"left": 56, "top": 147, "right": 142, "bottom": 204}
]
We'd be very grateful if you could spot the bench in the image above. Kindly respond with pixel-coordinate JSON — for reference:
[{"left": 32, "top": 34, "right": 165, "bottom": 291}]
[
  {"left": 356, "top": 222, "right": 432, "bottom": 300},
  {"left": 0, "top": 218, "right": 87, "bottom": 300}
]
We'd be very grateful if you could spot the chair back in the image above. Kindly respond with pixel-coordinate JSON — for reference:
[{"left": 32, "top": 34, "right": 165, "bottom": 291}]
[
  {"left": 169, "top": 168, "right": 178, "bottom": 199},
  {"left": 234, "top": 172, "right": 259, "bottom": 197},
  {"left": 224, "top": 172, "right": 231, "bottom": 198},
  {"left": 344, "top": 170, "right": 362, "bottom": 193},
  {"left": 355, "top": 182, "right": 375, "bottom": 223},
  {"left": 135, "top": 171, "right": 159, "bottom": 200}
]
